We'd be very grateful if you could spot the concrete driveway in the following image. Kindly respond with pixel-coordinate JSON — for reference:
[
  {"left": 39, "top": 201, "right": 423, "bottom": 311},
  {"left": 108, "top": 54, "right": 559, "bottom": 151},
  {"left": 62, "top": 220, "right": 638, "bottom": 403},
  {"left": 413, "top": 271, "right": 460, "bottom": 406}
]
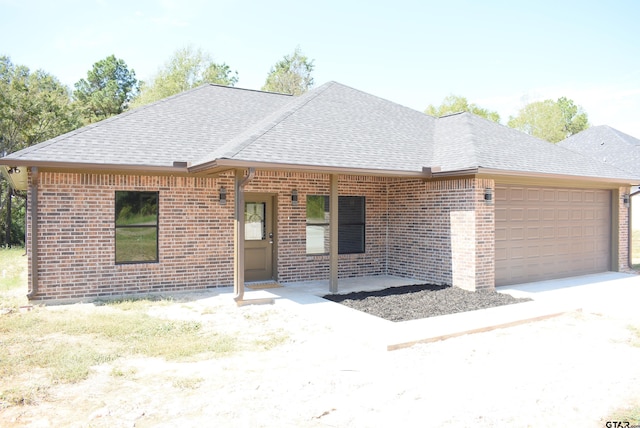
[{"left": 261, "top": 271, "right": 640, "bottom": 350}]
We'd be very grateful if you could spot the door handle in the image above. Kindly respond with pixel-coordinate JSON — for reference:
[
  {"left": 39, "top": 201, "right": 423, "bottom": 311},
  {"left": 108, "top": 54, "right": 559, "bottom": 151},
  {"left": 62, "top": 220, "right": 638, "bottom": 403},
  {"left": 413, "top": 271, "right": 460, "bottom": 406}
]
[{"left": 268, "top": 232, "right": 273, "bottom": 244}]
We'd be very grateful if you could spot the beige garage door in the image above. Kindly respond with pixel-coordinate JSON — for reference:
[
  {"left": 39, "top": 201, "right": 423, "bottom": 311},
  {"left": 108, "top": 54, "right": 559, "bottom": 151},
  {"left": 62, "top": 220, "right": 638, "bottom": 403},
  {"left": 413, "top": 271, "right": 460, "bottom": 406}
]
[{"left": 495, "top": 185, "right": 611, "bottom": 286}]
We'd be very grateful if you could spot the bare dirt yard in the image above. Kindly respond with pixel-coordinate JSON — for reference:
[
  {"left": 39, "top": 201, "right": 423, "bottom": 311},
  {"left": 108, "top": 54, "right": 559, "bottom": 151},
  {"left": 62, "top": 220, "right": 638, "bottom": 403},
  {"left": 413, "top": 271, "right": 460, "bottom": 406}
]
[{"left": 2, "top": 280, "right": 640, "bottom": 427}]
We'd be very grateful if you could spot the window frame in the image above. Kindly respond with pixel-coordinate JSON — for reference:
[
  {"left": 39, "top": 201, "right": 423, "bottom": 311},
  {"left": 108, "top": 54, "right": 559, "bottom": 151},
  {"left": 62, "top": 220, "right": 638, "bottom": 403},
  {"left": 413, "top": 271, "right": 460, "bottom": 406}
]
[
  {"left": 305, "top": 195, "right": 366, "bottom": 255},
  {"left": 114, "top": 191, "right": 159, "bottom": 264}
]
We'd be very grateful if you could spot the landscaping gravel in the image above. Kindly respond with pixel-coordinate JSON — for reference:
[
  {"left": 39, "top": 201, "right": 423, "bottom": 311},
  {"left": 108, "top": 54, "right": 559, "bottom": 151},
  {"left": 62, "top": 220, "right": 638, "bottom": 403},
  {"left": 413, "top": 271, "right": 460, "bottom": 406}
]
[{"left": 323, "top": 284, "right": 531, "bottom": 322}]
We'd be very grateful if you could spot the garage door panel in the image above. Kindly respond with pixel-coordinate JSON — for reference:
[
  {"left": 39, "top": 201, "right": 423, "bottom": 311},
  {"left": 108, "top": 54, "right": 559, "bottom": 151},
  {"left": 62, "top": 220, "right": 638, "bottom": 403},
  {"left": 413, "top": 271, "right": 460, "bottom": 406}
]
[
  {"left": 495, "top": 185, "right": 611, "bottom": 286},
  {"left": 510, "top": 188, "right": 525, "bottom": 201},
  {"left": 557, "top": 226, "right": 569, "bottom": 239},
  {"left": 510, "top": 227, "right": 525, "bottom": 240},
  {"left": 527, "top": 188, "right": 541, "bottom": 201},
  {"left": 557, "top": 190, "right": 569, "bottom": 202},
  {"left": 495, "top": 227, "right": 507, "bottom": 241},
  {"left": 526, "top": 208, "right": 539, "bottom": 221},
  {"left": 542, "top": 226, "right": 555, "bottom": 239},
  {"left": 510, "top": 208, "right": 524, "bottom": 221},
  {"left": 571, "top": 225, "right": 582, "bottom": 237}
]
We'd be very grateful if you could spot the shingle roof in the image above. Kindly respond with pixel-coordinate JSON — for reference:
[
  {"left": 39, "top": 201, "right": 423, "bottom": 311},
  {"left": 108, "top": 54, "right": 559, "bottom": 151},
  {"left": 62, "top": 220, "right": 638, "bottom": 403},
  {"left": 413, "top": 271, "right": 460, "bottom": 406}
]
[
  {"left": 4, "top": 84, "right": 292, "bottom": 166},
  {"left": 195, "top": 82, "right": 435, "bottom": 171},
  {"left": 434, "top": 113, "right": 637, "bottom": 179},
  {"left": 558, "top": 125, "right": 640, "bottom": 176},
  {"left": 3, "top": 81, "right": 638, "bottom": 183}
]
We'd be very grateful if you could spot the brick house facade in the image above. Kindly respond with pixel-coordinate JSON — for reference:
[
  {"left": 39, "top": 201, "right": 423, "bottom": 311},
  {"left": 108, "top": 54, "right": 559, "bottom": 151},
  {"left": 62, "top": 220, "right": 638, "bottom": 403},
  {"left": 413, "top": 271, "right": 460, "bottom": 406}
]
[
  {"left": 3, "top": 82, "right": 637, "bottom": 302},
  {"left": 27, "top": 171, "right": 501, "bottom": 301}
]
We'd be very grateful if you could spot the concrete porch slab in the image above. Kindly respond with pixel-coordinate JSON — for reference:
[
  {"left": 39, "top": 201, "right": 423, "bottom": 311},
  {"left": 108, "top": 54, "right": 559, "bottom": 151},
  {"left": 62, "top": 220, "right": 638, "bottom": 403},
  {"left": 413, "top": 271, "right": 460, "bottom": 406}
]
[{"left": 242, "top": 272, "right": 640, "bottom": 351}]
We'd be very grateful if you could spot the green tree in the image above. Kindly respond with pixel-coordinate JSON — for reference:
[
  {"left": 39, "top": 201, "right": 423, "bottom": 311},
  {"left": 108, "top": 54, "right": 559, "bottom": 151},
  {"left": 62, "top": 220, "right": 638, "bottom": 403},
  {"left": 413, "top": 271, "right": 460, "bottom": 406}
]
[
  {"left": 0, "top": 56, "right": 81, "bottom": 246},
  {"left": 557, "top": 96, "right": 589, "bottom": 137},
  {"left": 132, "top": 46, "right": 238, "bottom": 107},
  {"left": 507, "top": 97, "right": 589, "bottom": 143},
  {"left": 425, "top": 95, "right": 500, "bottom": 122},
  {"left": 74, "top": 55, "right": 139, "bottom": 123},
  {"left": 262, "top": 47, "right": 314, "bottom": 95}
]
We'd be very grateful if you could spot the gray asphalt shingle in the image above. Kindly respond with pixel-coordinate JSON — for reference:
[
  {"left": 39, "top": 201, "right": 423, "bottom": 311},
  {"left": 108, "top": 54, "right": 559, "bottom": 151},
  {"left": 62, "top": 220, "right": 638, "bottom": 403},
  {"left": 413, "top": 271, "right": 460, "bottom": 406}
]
[
  {"left": 3, "top": 81, "right": 638, "bottom": 182},
  {"left": 558, "top": 125, "right": 640, "bottom": 176},
  {"left": 5, "top": 85, "right": 292, "bottom": 166}
]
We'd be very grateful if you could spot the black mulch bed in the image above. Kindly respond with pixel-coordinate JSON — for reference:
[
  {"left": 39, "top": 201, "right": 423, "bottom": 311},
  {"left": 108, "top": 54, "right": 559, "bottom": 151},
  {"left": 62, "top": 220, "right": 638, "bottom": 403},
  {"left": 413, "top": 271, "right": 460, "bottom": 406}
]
[{"left": 323, "top": 284, "right": 532, "bottom": 322}]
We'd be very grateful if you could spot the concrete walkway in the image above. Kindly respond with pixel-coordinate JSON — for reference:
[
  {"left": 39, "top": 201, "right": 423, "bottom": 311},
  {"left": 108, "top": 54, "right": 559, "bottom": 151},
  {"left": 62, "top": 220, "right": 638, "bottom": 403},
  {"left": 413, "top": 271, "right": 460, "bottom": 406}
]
[{"left": 243, "top": 272, "right": 640, "bottom": 351}]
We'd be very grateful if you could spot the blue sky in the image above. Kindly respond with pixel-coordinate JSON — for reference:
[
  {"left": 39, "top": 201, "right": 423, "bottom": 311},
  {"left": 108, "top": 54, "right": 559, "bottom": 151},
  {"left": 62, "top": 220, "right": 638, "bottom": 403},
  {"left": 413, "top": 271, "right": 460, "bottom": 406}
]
[{"left": 3, "top": 0, "right": 640, "bottom": 136}]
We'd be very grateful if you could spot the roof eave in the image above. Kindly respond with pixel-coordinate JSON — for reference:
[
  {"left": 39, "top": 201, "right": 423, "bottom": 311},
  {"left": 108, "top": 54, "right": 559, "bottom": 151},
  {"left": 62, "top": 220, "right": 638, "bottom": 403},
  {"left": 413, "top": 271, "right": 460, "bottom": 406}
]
[
  {"left": 1, "top": 165, "right": 28, "bottom": 191},
  {"left": 190, "top": 159, "right": 439, "bottom": 178},
  {"left": 0, "top": 159, "right": 190, "bottom": 175},
  {"left": 477, "top": 167, "right": 640, "bottom": 186}
]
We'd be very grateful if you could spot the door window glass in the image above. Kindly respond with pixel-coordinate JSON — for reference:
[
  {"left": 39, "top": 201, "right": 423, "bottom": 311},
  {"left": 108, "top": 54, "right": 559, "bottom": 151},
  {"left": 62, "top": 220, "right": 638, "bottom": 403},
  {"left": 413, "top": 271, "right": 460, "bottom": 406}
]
[{"left": 245, "top": 202, "right": 265, "bottom": 240}]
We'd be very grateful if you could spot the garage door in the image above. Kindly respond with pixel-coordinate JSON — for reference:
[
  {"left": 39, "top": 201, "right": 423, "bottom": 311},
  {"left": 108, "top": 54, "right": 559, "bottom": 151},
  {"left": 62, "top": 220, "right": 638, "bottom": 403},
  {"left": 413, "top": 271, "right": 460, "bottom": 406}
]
[{"left": 495, "top": 185, "right": 611, "bottom": 286}]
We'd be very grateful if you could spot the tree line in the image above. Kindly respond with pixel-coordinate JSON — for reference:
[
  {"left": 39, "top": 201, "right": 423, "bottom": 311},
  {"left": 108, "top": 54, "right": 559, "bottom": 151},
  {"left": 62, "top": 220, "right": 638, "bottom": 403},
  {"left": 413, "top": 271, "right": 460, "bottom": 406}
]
[
  {"left": 0, "top": 46, "right": 314, "bottom": 246},
  {"left": 0, "top": 45, "right": 589, "bottom": 246}
]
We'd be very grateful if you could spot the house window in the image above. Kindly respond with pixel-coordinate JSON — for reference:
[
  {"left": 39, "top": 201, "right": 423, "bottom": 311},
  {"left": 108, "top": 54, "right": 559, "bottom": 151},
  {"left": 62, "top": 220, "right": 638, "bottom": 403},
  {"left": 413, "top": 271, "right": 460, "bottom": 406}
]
[
  {"left": 115, "top": 191, "right": 159, "bottom": 264},
  {"left": 306, "top": 195, "right": 365, "bottom": 255}
]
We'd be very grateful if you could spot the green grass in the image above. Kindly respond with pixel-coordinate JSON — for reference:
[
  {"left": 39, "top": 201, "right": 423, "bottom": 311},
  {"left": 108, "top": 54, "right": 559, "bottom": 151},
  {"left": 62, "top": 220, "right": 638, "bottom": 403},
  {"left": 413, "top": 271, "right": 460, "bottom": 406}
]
[
  {"left": 0, "top": 247, "right": 27, "bottom": 292},
  {"left": 632, "top": 229, "right": 640, "bottom": 270},
  {"left": 0, "top": 295, "right": 238, "bottom": 406},
  {"left": 0, "top": 247, "right": 28, "bottom": 310}
]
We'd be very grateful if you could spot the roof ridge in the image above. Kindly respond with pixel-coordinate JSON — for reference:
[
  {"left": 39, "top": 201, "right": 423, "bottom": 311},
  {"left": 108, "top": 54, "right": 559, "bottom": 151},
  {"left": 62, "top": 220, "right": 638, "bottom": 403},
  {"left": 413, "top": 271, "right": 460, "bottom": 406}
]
[
  {"left": 195, "top": 82, "right": 337, "bottom": 164},
  {"left": 607, "top": 126, "right": 640, "bottom": 146},
  {"left": 434, "top": 112, "right": 478, "bottom": 168}
]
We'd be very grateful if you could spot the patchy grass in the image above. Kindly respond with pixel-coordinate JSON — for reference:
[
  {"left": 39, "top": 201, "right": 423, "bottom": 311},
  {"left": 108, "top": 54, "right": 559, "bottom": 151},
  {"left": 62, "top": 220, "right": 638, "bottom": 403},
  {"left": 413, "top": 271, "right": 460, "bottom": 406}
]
[
  {"left": 0, "top": 299, "right": 238, "bottom": 407},
  {"left": 604, "top": 326, "right": 640, "bottom": 424},
  {"left": 632, "top": 229, "right": 640, "bottom": 270},
  {"left": 604, "top": 404, "right": 640, "bottom": 426},
  {"left": 0, "top": 250, "right": 291, "bottom": 410},
  {"left": 110, "top": 366, "right": 138, "bottom": 379},
  {"left": 629, "top": 325, "right": 640, "bottom": 348},
  {"left": 0, "top": 247, "right": 28, "bottom": 310},
  {"left": 171, "top": 376, "right": 204, "bottom": 390}
]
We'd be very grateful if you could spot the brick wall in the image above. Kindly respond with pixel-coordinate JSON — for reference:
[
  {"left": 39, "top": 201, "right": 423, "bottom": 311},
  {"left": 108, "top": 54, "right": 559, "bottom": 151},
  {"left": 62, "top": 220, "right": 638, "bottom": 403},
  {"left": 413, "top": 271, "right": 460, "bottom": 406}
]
[
  {"left": 38, "top": 168, "right": 632, "bottom": 301},
  {"left": 387, "top": 177, "right": 494, "bottom": 290},
  {"left": 27, "top": 171, "right": 395, "bottom": 301},
  {"left": 618, "top": 186, "right": 632, "bottom": 272},
  {"left": 28, "top": 172, "right": 236, "bottom": 301},
  {"left": 243, "top": 171, "right": 388, "bottom": 282}
]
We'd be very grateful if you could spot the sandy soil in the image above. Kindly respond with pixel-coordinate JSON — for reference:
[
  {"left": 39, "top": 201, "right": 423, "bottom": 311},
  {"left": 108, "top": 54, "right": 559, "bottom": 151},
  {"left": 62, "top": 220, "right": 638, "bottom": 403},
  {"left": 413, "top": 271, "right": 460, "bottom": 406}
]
[{"left": 2, "top": 286, "right": 640, "bottom": 428}]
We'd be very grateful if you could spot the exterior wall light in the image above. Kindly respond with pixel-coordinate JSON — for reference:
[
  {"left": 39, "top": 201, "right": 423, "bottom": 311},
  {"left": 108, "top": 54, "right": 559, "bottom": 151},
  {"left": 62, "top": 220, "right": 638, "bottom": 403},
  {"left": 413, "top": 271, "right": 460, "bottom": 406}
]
[
  {"left": 219, "top": 187, "right": 227, "bottom": 206},
  {"left": 7, "top": 166, "right": 20, "bottom": 174},
  {"left": 291, "top": 189, "right": 298, "bottom": 206},
  {"left": 622, "top": 193, "right": 630, "bottom": 208},
  {"left": 484, "top": 187, "right": 493, "bottom": 202}
]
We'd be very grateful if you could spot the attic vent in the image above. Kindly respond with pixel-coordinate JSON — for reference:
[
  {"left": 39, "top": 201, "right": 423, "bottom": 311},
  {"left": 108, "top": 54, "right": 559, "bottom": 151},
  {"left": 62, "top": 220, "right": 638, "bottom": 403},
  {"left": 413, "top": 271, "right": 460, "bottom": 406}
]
[{"left": 173, "top": 161, "right": 190, "bottom": 168}]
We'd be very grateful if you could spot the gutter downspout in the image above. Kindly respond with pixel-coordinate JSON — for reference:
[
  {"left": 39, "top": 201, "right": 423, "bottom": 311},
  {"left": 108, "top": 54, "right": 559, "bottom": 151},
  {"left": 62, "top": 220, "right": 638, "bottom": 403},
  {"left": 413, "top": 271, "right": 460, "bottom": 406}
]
[
  {"left": 233, "top": 168, "right": 255, "bottom": 303},
  {"left": 26, "top": 167, "right": 38, "bottom": 299}
]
